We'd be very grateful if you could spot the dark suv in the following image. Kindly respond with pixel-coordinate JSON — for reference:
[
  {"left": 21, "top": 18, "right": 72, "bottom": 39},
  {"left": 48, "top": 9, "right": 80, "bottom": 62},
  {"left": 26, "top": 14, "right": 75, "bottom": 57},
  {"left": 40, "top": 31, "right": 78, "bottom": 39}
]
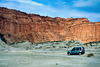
[{"left": 67, "top": 47, "right": 85, "bottom": 55}]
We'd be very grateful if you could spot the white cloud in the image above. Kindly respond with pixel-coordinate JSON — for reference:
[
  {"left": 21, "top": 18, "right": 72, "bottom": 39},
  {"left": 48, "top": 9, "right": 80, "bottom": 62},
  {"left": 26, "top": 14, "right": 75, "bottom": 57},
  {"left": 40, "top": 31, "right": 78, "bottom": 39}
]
[
  {"left": 6, "top": 0, "right": 44, "bottom": 6},
  {"left": 0, "top": 0, "right": 56, "bottom": 16},
  {"left": 0, "top": 2, "right": 15, "bottom": 8},
  {"left": 18, "top": 0, "right": 43, "bottom": 6},
  {"left": 49, "top": 8, "right": 100, "bottom": 22},
  {"left": 73, "top": 0, "right": 100, "bottom": 7},
  {"left": 0, "top": 0, "right": 100, "bottom": 22},
  {"left": 64, "top": 9, "right": 100, "bottom": 22}
]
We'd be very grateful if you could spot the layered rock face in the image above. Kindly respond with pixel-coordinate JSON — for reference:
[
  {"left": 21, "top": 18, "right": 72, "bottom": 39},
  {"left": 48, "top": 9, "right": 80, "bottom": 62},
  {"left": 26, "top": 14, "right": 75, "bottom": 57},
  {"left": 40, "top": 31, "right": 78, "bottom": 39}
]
[{"left": 0, "top": 7, "right": 100, "bottom": 43}]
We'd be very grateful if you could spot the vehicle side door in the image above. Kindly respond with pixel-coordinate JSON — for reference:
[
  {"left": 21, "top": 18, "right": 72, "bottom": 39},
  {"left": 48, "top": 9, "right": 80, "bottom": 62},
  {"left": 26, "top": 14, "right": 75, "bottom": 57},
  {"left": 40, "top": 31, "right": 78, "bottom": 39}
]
[
  {"left": 75, "top": 48, "right": 81, "bottom": 54},
  {"left": 71, "top": 48, "right": 76, "bottom": 54}
]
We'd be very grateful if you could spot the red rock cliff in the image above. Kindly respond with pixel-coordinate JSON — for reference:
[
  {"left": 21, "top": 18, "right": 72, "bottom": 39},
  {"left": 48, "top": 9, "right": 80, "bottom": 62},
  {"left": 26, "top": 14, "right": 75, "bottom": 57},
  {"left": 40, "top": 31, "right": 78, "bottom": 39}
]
[{"left": 0, "top": 7, "right": 100, "bottom": 43}]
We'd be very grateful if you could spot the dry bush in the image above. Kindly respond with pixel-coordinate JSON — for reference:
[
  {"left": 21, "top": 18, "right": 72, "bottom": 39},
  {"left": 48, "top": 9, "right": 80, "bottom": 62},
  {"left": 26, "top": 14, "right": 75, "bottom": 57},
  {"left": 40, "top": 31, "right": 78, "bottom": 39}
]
[{"left": 87, "top": 53, "right": 94, "bottom": 57}]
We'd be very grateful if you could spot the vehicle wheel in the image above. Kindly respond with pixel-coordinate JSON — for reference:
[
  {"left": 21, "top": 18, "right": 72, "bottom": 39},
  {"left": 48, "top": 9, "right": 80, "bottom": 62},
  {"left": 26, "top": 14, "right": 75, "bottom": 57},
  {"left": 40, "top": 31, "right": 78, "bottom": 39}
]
[
  {"left": 79, "top": 53, "right": 81, "bottom": 55},
  {"left": 68, "top": 52, "right": 70, "bottom": 55}
]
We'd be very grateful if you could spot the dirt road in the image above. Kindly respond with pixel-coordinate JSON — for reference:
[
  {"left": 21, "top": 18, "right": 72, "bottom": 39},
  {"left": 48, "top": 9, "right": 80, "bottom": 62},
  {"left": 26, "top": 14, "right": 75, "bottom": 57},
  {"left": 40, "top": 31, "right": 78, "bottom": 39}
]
[{"left": 0, "top": 49, "right": 100, "bottom": 67}]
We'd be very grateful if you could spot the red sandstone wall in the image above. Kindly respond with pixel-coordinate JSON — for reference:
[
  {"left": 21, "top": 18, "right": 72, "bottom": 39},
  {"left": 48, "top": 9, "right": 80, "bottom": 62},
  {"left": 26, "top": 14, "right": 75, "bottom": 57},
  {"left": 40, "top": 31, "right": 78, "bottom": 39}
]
[{"left": 0, "top": 7, "right": 100, "bottom": 43}]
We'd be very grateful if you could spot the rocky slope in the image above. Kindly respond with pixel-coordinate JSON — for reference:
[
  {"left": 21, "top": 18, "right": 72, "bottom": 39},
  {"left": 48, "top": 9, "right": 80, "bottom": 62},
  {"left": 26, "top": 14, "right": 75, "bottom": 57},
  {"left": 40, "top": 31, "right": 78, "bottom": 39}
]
[{"left": 0, "top": 7, "right": 100, "bottom": 43}]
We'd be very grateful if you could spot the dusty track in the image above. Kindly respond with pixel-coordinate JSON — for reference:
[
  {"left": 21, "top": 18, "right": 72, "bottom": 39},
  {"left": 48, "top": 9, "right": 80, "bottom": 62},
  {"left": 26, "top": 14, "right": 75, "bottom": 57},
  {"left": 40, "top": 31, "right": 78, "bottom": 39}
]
[{"left": 0, "top": 49, "right": 100, "bottom": 67}]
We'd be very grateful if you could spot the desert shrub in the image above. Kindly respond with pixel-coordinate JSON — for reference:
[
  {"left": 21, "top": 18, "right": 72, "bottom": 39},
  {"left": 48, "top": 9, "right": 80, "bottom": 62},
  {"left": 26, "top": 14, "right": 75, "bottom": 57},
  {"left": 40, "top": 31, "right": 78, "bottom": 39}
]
[
  {"left": 26, "top": 46, "right": 32, "bottom": 50},
  {"left": 87, "top": 53, "right": 94, "bottom": 57},
  {"left": 64, "top": 46, "right": 67, "bottom": 48},
  {"left": 53, "top": 46, "right": 56, "bottom": 48},
  {"left": 56, "top": 63, "right": 58, "bottom": 65}
]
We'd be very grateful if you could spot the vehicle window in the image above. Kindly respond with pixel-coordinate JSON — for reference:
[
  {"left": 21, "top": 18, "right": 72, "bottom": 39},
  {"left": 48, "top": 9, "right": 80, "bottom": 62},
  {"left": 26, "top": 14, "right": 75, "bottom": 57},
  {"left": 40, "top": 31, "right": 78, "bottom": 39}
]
[
  {"left": 76, "top": 48, "right": 80, "bottom": 51},
  {"left": 71, "top": 48, "right": 75, "bottom": 51}
]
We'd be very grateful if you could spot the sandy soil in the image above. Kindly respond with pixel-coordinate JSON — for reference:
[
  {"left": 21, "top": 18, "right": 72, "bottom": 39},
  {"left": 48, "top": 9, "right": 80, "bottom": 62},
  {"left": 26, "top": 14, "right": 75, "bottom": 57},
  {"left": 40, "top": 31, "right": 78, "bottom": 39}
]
[
  {"left": 0, "top": 40, "right": 100, "bottom": 67},
  {"left": 0, "top": 48, "right": 100, "bottom": 67}
]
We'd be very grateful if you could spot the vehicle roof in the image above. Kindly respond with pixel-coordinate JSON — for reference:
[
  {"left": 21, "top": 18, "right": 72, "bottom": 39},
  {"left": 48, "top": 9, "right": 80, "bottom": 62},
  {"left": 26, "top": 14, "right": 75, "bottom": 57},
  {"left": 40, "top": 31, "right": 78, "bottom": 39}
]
[{"left": 74, "top": 47, "right": 84, "bottom": 48}]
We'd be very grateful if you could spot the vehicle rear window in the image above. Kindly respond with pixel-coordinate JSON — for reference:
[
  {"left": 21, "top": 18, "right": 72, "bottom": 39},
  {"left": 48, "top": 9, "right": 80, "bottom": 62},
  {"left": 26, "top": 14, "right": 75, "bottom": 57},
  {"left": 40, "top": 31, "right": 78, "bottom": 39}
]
[{"left": 76, "top": 48, "right": 81, "bottom": 51}]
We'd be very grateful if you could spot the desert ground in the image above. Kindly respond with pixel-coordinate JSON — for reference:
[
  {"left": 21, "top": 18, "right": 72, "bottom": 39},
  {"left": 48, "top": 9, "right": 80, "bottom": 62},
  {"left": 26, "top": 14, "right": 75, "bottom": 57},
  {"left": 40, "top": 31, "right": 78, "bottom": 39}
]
[{"left": 0, "top": 40, "right": 100, "bottom": 67}]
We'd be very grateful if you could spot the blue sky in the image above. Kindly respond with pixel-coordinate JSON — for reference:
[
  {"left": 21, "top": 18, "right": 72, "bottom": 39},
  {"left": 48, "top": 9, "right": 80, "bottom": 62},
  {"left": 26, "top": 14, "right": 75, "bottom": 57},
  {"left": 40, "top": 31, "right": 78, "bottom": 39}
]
[{"left": 0, "top": 0, "right": 100, "bottom": 22}]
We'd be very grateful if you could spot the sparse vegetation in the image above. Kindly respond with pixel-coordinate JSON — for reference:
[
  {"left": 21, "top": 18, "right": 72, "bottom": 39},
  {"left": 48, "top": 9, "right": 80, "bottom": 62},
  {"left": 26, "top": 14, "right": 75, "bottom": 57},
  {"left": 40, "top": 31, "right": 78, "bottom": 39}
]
[
  {"left": 56, "top": 63, "right": 58, "bottom": 65},
  {"left": 6, "top": 40, "right": 87, "bottom": 50},
  {"left": 87, "top": 53, "right": 94, "bottom": 57}
]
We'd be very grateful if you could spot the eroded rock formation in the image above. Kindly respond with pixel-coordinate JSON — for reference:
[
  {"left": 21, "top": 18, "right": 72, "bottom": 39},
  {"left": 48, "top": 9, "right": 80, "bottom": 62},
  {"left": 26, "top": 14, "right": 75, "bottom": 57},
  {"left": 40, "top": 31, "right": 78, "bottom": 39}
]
[{"left": 0, "top": 7, "right": 100, "bottom": 43}]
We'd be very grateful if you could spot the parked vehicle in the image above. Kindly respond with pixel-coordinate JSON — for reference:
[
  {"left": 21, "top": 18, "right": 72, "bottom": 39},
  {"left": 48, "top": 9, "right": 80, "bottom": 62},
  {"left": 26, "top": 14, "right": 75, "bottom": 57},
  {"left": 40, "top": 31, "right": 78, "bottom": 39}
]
[{"left": 67, "top": 47, "right": 85, "bottom": 55}]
